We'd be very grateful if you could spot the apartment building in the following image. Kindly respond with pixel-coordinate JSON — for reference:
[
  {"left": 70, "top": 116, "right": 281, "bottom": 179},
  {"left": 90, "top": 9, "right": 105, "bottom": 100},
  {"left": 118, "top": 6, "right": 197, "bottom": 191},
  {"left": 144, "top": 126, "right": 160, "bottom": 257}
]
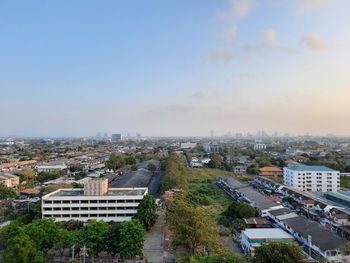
[
  {"left": 283, "top": 165, "right": 339, "bottom": 192},
  {"left": 41, "top": 179, "right": 148, "bottom": 222}
]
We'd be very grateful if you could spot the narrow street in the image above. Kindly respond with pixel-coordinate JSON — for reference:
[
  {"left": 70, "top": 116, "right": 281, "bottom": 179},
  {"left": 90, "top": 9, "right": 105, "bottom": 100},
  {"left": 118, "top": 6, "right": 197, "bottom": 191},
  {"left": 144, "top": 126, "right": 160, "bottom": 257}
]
[{"left": 143, "top": 210, "right": 175, "bottom": 263}]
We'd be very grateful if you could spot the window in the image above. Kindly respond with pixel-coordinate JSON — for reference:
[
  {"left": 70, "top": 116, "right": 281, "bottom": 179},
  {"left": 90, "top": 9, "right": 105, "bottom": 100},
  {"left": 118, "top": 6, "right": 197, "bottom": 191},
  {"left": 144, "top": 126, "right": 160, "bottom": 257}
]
[
  {"left": 53, "top": 207, "right": 61, "bottom": 211},
  {"left": 44, "top": 208, "right": 52, "bottom": 211},
  {"left": 72, "top": 207, "right": 79, "bottom": 211},
  {"left": 108, "top": 207, "right": 116, "bottom": 210},
  {"left": 90, "top": 200, "right": 98, "bottom": 203},
  {"left": 62, "top": 214, "right": 70, "bottom": 217},
  {"left": 90, "top": 214, "right": 97, "bottom": 217},
  {"left": 81, "top": 214, "right": 88, "bottom": 217},
  {"left": 81, "top": 200, "right": 88, "bottom": 204},
  {"left": 100, "top": 207, "right": 107, "bottom": 210},
  {"left": 81, "top": 207, "right": 88, "bottom": 210},
  {"left": 99, "top": 214, "right": 107, "bottom": 217},
  {"left": 53, "top": 200, "right": 61, "bottom": 204},
  {"left": 62, "top": 207, "right": 70, "bottom": 211},
  {"left": 53, "top": 214, "right": 61, "bottom": 218},
  {"left": 89, "top": 207, "right": 98, "bottom": 210},
  {"left": 99, "top": 200, "right": 107, "bottom": 203},
  {"left": 108, "top": 200, "right": 116, "bottom": 203},
  {"left": 44, "top": 201, "right": 52, "bottom": 204},
  {"left": 62, "top": 200, "right": 70, "bottom": 204},
  {"left": 72, "top": 214, "right": 79, "bottom": 218},
  {"left": 117, "top": 200, "right": 125, "bottom": 203},
  {"left": 108, "top": 214, "right": 115, "bottom": 217},
  {"left": 72, "top": 200, "right": 79, "bottom": 204}
]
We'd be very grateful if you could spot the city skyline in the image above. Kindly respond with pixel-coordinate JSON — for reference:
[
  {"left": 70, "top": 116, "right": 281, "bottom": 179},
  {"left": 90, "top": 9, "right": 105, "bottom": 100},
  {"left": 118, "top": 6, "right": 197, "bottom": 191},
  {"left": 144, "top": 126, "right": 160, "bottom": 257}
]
[{"left": 1, "top": 0, "right": 350, "bottom": 137}]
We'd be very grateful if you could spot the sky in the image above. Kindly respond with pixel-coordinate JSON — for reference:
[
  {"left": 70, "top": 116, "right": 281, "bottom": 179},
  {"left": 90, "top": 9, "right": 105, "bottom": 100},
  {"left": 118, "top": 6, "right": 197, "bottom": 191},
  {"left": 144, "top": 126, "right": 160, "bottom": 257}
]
[{"left": 1, "top": 0, "right": 350, "bottom": 137}]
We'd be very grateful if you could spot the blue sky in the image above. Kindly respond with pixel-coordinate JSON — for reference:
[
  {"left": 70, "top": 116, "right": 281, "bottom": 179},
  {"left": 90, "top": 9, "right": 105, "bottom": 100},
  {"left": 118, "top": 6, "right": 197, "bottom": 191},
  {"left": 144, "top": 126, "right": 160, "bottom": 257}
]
[{"left": 1, "top": 0, "right": 350, "bottom": 137}]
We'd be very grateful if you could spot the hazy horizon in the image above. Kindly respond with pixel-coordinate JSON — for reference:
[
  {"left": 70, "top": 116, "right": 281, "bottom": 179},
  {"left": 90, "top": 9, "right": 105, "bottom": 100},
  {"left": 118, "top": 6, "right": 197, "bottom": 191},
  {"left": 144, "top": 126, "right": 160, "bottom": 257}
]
[{"left": 1, "top": 0, "right": 350, "bottom": 137}]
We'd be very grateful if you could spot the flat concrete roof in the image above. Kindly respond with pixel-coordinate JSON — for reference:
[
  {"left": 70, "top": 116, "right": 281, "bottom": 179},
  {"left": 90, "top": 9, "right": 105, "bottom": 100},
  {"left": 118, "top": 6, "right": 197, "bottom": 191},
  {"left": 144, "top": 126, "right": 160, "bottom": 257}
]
[
  {"left": 45, "top": 187, "right": 147, "bottom": 198},
  {"left": 242, "top": 228, "right": 293, "bottom": 239}
]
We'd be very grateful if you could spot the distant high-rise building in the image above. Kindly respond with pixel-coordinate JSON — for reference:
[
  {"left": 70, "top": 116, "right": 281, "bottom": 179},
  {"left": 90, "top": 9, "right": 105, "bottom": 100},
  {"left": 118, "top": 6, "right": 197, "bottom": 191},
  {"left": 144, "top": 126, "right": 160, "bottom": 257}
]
[
  {"left": 210, "top": 130, "right": 214, "bottom": 138},
  {"left": 112, "top": 133, "right": 122, "bottom": 143}
]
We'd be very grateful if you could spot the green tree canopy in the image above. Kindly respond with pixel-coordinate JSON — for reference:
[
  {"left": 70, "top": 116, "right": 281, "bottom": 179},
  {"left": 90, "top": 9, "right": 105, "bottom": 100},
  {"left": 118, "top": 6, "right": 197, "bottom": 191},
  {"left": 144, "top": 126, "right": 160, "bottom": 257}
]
[
  {"left": 225, "top": 201, "right": 257, "bottom": 219},
  {"left": 0, "top": 184, "right": 17, "bottom": 199},
  {"left": 117, "top": 219, "right": 145, "bottom": 259},
  {"left": 83, "top": 220, "right": 110, "bottom": 258},
  {"left": 168, "top": 199, "right": 219, "bottom": 254},
  {"left": 136, "top": 194, "right": 157, "bottom": 230},
  {"left": 3, "top": 231, "right": 45, "bottom": 263},
  {"left": 105, "top": 153, "right": 126, "bottom": 171},
  {"left": 253, "top": 242, "right": 305, "bottom": 263}
]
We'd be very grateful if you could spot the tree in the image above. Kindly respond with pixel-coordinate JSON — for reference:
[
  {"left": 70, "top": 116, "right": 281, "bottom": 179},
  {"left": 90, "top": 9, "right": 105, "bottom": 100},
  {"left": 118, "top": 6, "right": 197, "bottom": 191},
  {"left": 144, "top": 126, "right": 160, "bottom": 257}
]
[
  {"left": 161, "top": 154, "right": 188, "bottom": 192},
  {"left": 0, "top": 184, "right": 17, "bottom": 199},
  {"left": 105, "top": 222, "right": 121, "bottom": 257},
  {"left": 168, "top": 199, "right": 219, "bottom": 254},
  {"left": 147, "top": 163, "right": 157, "bottom": 172},
  {"left": 253, "top": 242, "right": 305, "bottom": 263},
  {"left": 118, "top": 220, "right": 145, "bottom": 259},
  {"left": 3, "top": 232, "right": 44, "bottom": 263},
  {"left": 53, "top": 227, "right": 72, "bottom": 256},
  {"left": 225, "top": 201, "right": 257, "bottom": 219},
  {"left": 83, "top": 220, "right": 110, "bottom": 258},
  {"left": 208, "top": 154, "right": 223, "bottom": 169},
  {"left": 23, "top": 219, "right": 61, "bottom": 254},
  {"left": 105, "top": 153, "right": 126, "bottom": 171},
  {"left": 125, "top": 156, "right": 137, "bottom": 165},
  {"left": 0, "top": 221, "right": 23, "bottom": 250},
  {"left": 190, "top": 249, "right": 247, "bottom": 263},
  {"left": 136, "top": 194, "right": 157, "bottom": 230}
]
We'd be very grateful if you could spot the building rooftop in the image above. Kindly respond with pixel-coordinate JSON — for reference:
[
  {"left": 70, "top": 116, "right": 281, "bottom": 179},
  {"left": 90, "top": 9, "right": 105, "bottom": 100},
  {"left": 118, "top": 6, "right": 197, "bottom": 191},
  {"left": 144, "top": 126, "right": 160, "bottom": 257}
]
[
  {"left": 0, "top": 172, "right": 18, "bottom": 179},
  {"left": 44, "top": 187, "right": 147, "bottom": 198},
  {"left": 259, "top": 166, "right": 282, "bottom": 172},
  {"left": 242, "top": 228, "right": 293, "bottom": 239},
  {"left": 286, "top": 165, "right": 337, "bottom": 172},
  {"left": 282, "top": 215, "right": 347, "bottom": 251}
]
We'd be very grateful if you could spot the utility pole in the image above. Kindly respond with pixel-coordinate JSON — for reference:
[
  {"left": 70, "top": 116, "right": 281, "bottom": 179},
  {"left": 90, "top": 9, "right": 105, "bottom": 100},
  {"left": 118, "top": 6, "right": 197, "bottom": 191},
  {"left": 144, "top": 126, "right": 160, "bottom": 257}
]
[
  {"left": 308, "top": 235, "right": 312, "bottom": 258},
  {"left": 82, "top": 245, "right": 86, "bottom": 263},
  {"left": 71, "top": 245, "right": 75, "bottom": 261}
]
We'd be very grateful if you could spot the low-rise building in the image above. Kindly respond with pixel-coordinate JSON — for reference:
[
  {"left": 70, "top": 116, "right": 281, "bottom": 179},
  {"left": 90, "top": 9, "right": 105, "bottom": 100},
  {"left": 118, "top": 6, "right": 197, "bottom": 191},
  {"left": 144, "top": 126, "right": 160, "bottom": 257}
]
[
  {"left": 259, "top": 166, "right": 282, "bottom": 177},
  {"left": 37, "top": 163, "right": 68, "bottom": 173},
  {"left": 41, "top": 179, "right": 148, "bottom": 222},
  {"left": 0, "top": 172, "right": 19, "bottom": 188},
  {"left": 241, "top": 228, "right": 294, "bottom": 255},
  {"left": 284, "top": 165, "right": 339, "bottom": 192},
  {"left": 180, "top": 142, "right": 197, "bottom": 149},
  {"left": 233, "top": 165, "right": 247, "bottom": 174}
]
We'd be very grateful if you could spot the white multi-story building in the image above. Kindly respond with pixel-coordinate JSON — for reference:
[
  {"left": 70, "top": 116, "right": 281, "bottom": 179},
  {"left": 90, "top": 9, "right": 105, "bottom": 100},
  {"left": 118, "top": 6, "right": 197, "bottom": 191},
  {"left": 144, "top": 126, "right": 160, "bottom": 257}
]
[
  {"left": 41, "top": 179, "right": 148, "bottom": 222},
  {"left": 253, "top": 143, "right": 266, "bottom": 151},
  {"left": 283, "top": 165, "right": 340, "bottom": 192}
]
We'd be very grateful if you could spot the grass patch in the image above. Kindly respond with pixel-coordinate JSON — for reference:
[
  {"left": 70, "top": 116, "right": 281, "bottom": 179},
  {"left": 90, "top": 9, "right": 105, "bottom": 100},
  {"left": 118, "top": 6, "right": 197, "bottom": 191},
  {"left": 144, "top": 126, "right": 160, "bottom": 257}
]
[
  {"left": 267, "top": 175, "right": 284, "bottom": 184},
  {"left": 340, "top": 176, "right": 350, "bottom": 189},
  {"left": 188, "top": 181, "right": 231, "bottom": 220},
  {"left": 187, "top": 168, "right": 255, "bottom": 183}
]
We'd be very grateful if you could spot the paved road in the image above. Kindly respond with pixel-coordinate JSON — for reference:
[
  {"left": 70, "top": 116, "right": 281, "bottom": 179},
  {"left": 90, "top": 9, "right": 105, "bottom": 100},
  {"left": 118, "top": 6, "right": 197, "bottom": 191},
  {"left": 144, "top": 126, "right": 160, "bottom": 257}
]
[{"left": 143, "top": 211, "right": 175, "bottom": 263}]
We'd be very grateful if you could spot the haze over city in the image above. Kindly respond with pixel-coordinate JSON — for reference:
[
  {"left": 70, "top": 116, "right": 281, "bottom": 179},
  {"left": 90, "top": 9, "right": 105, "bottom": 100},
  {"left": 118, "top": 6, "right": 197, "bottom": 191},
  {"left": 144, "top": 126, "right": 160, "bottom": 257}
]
[{"left": 1, "top": 0, "right": 350, "bottom": 137}]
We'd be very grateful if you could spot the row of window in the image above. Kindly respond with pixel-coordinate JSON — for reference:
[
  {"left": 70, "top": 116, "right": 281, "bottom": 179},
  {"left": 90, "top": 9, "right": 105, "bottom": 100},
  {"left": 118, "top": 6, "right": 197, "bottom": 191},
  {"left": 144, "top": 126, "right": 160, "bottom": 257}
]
[
  {"left": 43, "top": 199, "right": 141, "bottom": 204},
  {"left": 44, "top": 213, "right": 135, "bottom": 218},
  {"left": 43, "top": 206, "right": 138, "bottom": 211}
]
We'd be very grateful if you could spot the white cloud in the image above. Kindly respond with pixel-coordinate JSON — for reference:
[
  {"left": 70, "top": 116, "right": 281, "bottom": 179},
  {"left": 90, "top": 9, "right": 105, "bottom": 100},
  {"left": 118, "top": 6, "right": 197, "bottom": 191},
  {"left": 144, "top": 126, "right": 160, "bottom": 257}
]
[
  {"left": 302, "top": 34, "right": 328, "bottom": 51},
  {"left": 261, "top": 29, "right": 296, "bottom": 53},
  {"left": 217, "top": 0, "right": 254, "bottom": 20},
  {"left": 223, "top": 25, "right": 238, "bottom": 41},
  {"left": 297, "top": 0, "right": 333, "bottom": 10}
]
